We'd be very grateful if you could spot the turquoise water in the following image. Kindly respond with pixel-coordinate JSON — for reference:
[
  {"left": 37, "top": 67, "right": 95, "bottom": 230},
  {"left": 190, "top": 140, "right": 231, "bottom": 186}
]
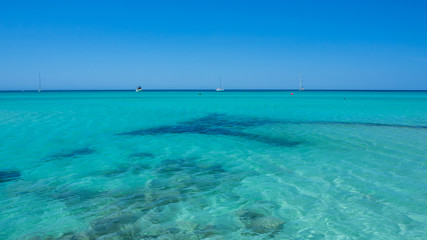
[{"left": 0, "top": 91, "right": 426, "bottom": 239}]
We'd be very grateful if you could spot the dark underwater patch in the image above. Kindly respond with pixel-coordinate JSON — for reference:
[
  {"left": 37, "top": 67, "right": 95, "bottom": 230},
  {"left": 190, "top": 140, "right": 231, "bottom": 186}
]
[
  {"left": 297, "top": 121, "right": 427, "bottom": 129},
  {"left": 119, "top": 113, "right": 281, "bottom": 136},
  {"left": 153, "top": 157, "right": 250, "bottom": 196},
  {"left": 25, "top": 156, "right": 254, "bottom": 240},
  {"left": 129, "top": 152, "right": 155, "bottom": 158},
  {"left": 119, "top": 124, "right": 230, "bottom": 136},
  {"left": 45, "top": 147, "right": 94, "bottom": 162},
  {"left": 117, "top": 113, "right": 426, "bottom": 149},
  {"left": 0, "top": 170, "right": 21, "bottom": 183},
  {"left": 118, "top": 113, "right": 301, "bottom": 146}
]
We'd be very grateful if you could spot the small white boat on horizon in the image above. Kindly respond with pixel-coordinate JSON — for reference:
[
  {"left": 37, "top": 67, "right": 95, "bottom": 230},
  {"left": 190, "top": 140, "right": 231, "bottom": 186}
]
[
  {"left": 136, "top": 86, "right": 143, "bottom": 92},
  {"left": 38, "top": 72, "right": 42, "bottom": 93},
  {"left": 299, "top": 73, "right": 304, "bottom": 91},
  {"left": 216, "top": 76, "right": 224, "bottom": 92}
]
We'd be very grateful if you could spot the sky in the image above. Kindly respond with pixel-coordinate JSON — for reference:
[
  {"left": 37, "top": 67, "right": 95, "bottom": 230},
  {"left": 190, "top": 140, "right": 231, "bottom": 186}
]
[{"left": 0, "top": 0, "right": 426, "bottom": 90}]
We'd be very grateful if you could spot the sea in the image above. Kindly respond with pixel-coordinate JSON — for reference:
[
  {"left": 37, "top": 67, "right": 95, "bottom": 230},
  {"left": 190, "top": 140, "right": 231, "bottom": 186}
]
[{"left": 0, "top": 90, "right": 426, "bottom": 239}]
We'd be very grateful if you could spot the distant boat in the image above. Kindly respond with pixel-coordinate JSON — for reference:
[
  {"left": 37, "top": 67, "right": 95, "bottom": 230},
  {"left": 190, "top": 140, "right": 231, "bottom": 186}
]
[
  {"left": 38, "top": 72, "right": 42, "bottom": 93},
  {"left": 136, "top": 86, "right": 143, "bottom": 92},
  {"left": 216, "top": 76, "right": 224, "bottom": 92},
  {"left": 299, "top": 73, "right": 304, "bottom": 91}
]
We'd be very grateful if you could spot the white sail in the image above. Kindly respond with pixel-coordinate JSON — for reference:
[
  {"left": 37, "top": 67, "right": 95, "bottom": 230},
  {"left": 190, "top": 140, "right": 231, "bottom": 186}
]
[
  {"left": 299, "top": 73, "right": 304, "bottom": 91},
  {"left": 38, "top": 73, "right": 42, "bottom": 92},
  {"left": 216, "top": 76, "right": 224, "bottom": 91}
]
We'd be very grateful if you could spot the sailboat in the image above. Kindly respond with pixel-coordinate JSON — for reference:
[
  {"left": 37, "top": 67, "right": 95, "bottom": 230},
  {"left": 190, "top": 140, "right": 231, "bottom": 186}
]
[
  {"left": 136, "top": 85, "right": 143, "bottom": 92},
  {"left": 38, "top": 73, "right": 42, "bottom": 92},
  {"left": 216, "top": 76, "right": 224, "bottom": 92},
  {"left": 299, "top": 73, "right": 304, "bottom": 91}
]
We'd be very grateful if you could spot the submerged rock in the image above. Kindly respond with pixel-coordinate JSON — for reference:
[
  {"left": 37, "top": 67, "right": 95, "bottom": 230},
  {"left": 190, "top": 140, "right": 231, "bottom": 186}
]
[
  {"left": 89, "top": 214, "right": 140, "bottom": 238},
  {"left": 57, "top": 232, "right": 90, "bottom": 240},
  {"left": 237, "top": 203, "right": 284, "bottom": 235},
  {"left": 247, "top": 216, "right": 284, "bottom": 234},
  {"left": 116, "top": 225, "right": 143, "bottom": 240},
  {"left": 0, "top": 170, "right": 21, "bottom": 183},
  {"left": 20, "top": 235, "right": 56, "bottom": 240}
]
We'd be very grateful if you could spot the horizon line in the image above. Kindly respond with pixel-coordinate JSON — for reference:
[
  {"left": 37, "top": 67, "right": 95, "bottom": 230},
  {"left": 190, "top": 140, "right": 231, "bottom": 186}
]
[{"left": 1, "top": 89, "right": 427, "bottom": 92}]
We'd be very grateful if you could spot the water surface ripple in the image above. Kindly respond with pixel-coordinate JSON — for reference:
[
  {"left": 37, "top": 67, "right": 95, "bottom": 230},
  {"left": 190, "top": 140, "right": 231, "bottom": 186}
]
[{"left": 0, "top": 91, "right": 426, "bottom": 239}]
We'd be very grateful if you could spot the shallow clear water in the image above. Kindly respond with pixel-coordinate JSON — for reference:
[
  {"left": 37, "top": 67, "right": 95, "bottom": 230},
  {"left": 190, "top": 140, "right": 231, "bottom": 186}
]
[{"left": 0, "top": 91, "right": 426, "bottom": 240}]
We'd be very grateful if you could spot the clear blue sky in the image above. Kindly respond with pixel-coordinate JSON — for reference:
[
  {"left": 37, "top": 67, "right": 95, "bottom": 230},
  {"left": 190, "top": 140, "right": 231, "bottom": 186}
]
[{"left": 1, "top": 0, "right": 426, "bottom": 90}]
